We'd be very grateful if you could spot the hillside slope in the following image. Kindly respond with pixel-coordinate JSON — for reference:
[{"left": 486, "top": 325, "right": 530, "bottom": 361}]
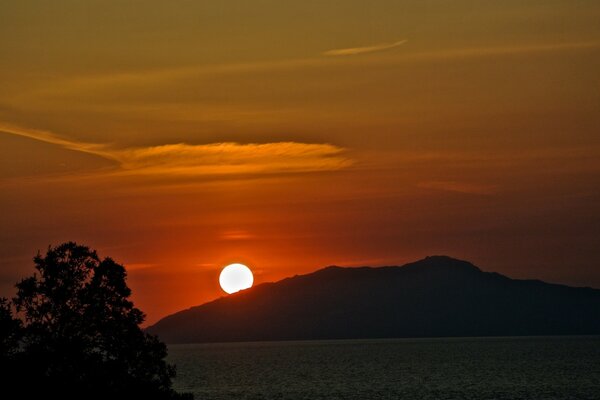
[{"left": 147, "top": 256, "right": 600, "bottom": 343}]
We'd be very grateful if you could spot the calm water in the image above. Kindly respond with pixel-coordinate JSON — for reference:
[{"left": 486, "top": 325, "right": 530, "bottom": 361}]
[{"left": 168, "top": 336, "right": 600, "bottom": 400}]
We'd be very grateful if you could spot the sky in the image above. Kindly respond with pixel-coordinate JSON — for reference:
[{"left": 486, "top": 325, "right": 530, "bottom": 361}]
[{"left": 1, "top": 0, "right": 599, "bottom": 324}]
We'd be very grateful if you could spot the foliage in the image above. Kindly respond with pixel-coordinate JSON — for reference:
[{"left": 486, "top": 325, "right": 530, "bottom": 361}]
[
  {"left": 0, "top": 297, "right": 21, "bottom": 361},
  {"left": 3, "top": 242, "right": 192, "bottom": 399}
]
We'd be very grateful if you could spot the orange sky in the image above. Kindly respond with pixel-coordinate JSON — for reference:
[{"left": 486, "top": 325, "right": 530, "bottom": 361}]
[{"left": 1, "top": 1, "right": 600, "bottom": 324}]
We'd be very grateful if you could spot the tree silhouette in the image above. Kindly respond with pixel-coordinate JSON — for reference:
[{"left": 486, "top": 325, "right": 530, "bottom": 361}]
[
  {"left": 4, "top": 242, "right": 192, "bottom": 399},
  {"left": 0, "top": 297, "right": 21, "bottom": 362}
]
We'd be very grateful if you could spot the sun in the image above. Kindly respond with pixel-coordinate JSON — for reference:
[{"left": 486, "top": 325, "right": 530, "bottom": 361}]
[{"left": 219, "top": 263, "right": 254, "bottom": 294}]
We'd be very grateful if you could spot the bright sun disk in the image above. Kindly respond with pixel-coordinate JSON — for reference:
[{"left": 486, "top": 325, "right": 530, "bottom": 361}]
[{"left": 219, "top": 263, "right": 254, "bottom": 294}]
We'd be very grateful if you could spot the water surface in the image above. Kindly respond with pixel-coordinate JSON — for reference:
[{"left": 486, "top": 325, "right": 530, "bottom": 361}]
[{"left": 168, "top": 336, "right": 600, "bottom": 399}]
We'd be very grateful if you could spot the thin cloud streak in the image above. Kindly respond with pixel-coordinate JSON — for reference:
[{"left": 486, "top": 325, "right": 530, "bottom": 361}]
[
  {"left": 323, "top": 40, "right": 408, "bottom": 56},
  {"left": 113, "top": 142, "right": 352, "bottom": 176},
  {"left": 405, "top": 41, "right": 600, "bottom": 62},
  {"left": 12, "top": 41, "right": 597, "bottom": 103},
  {"left": 0, "top": 124, "right": 352, "bottom": 177},
  {"left": 0, "top": 123, "right": 111, "bottom": 160}
]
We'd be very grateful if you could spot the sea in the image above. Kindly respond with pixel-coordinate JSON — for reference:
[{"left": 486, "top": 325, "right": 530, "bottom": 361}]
[{"left": 168, "top": 336, "right": 600, "bottom": 400}]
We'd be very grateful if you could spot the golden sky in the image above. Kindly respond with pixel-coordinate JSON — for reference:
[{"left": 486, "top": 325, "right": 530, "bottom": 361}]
[{"left": 1, "top": 1, "right": 600, "bottom": 324}]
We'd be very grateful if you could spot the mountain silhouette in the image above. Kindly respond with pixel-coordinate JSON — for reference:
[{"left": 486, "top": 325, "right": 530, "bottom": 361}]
[{"left": 147, "top": 256, "right": 600, "bottom": 343}]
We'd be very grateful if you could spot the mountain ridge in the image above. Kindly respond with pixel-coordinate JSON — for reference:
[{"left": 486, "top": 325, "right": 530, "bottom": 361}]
[{"left": 147, "top": 256, "right": 600, "bottom": 343}]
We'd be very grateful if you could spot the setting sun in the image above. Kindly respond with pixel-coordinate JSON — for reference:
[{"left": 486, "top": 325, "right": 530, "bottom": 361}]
[{"left": 219, "top": 263, "right": 254, "bottom": 294}]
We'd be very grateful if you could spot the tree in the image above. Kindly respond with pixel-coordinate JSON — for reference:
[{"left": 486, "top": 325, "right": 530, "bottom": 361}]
[
  {"left": 0, "top": 297, "right": 21, "bottom": 362},
  {"left": 6, "top": 242, "right": 192, "bottom": 399}
]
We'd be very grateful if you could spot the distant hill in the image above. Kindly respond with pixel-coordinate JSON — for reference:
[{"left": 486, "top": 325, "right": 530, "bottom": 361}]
[{"left": 147, "top": 256, "right": 600, "bottom": 343}]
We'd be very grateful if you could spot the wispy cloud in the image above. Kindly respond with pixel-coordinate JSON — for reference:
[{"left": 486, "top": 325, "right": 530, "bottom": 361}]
[
  {"left": 323, "top": 40, "right": 408, "bottom": 56},
  {"left": 219, "top": 230, "right": 255, "bottom": 241},
  {"left": 0, "top": 123, "right": 109, "bottom": 158},
  {"left": 113, "top": 142, "right": 351, "bottom": 176},
  {"left": 11, "top": 40, "right": 597, "bottom": 104},
  {"left": 0, "top": 124, "right": 352, "bottom": 177},
  {"left": 406, "top": 41, "right": 600, "bottom": 62}
]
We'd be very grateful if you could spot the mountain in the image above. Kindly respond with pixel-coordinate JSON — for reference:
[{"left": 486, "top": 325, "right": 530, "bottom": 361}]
[{"left": 147, "top": 256, "right": 600, "bottom": 343}]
